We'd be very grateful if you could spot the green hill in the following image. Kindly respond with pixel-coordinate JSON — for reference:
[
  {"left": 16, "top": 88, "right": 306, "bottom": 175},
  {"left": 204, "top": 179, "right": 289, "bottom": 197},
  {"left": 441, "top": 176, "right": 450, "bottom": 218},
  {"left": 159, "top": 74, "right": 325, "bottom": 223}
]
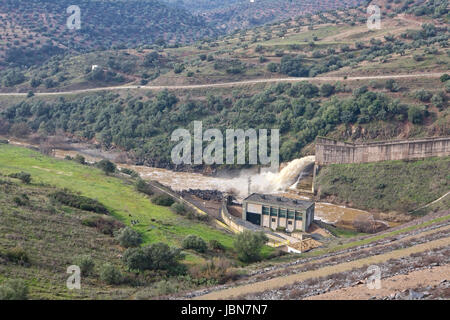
[{"left": 0, "top": 0, "right": 217, "bottom": 68}]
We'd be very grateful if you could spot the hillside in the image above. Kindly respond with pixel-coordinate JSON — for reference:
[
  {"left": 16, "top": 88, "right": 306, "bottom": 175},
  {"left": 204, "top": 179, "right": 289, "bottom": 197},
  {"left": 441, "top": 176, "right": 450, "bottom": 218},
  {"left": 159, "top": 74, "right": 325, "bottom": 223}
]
[
  {"left": 0, "top": 143, "right": 256, "bottom": 298},
  {"left": 0, "top": 0, "right": 216, "bottom": 68},
  {"left": 198, "top": 0, "right": 367, "bottom": 32},
  {"left": 315, "top": 156, "right": 450, "bottom": 213},
  {"left": 0, "top": 0, "right": 447, "bottom": 93}
]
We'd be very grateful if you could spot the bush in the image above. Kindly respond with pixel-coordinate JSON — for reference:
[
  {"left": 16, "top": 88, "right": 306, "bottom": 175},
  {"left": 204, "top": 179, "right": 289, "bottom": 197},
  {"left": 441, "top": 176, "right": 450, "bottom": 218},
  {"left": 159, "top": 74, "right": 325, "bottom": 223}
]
[
  {"left": 267, "top": 62, "right": 278, "bottom": 72},
  {"left": 115, "top": 227, "right": 142, "bottom": 248},
  {"left": 81, "top": 217, "right": 125, "bottom": 236},
  {"left": 120, "top": 168, "right": 139, "bottom": 178},
  {"left": 151, "top": 194, "right": 175, "bottom": 206},
  {"left": 122, "top": 242, "right": 185, "bottom": 273},
  {"left": 171, "top": 202, "right": 187, "bottom": 215},
  {"left": 279, "top": 55, "right": 309, "bottom": 77},
  {"left": 135, "top": 179, "right": 154, "bottom": 196},
  {"left": 414, "top": 89, "right": 432, "bottom": 102},
  {"left": 73, "top": 154, "right": 86, "bottom": 165},
  {"left": 209, "top": 239, "right": 225, "bottom": 251},
  {"left": 75, "top": 255, "right": 95, "bottom": 276},
  {"left": 100, "top": 264, "right": 123, "bottom": 285},
  {"left": 3, "top": 247, "right": 29, "bottom": 265},
  {"left": 13, "top": 194, "right": 29, "bottom": 206},
  {"left": 189, "top": 257, "right": 236, "bottom": 284},
  {"left": 182, "top": 235, "right": 207, "bottom": 253},
  {"left": 385, "top": 79, "right": 399, "bottom": 92},
  {"left": 9, "top": 172, "right": 31, "bottom": 184},
  {"left": 408, "top": 105, "right": 425, "bottom": 124},
  {"left": 0, "top": 279, "right": 28, "bottom": 300},
  {"left": 431, "top": 92, "right": 447, "bottom": 110},
  {"left": 81, "top": 216, "right": 124, "bottom": 235},
  {"left": 234, "top": 231, "right": 268, "bottom": 263},
  {"left": 320, "top": 84, "right": 335, "bottom": 97},
  {"left": 50, "top": 190, "right": 109, "bottom": 214},
  {"left": 440, "top": 74, "right": 450, "bottom": 82},
  {"left": 96, "top": 159, "right": 116, "bottom": 175}
]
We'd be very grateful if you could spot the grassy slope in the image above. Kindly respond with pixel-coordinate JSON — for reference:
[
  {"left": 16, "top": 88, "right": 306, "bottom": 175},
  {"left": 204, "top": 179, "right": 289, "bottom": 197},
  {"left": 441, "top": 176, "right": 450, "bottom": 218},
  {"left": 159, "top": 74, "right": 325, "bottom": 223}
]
[
  {"left": 0, "top": 144, "right": 236, "bottom": 258},
  {"left": 0, "top": 177, "right": 131, "bottom": 299},
  {"left": 316, "top": 156, "right": 450, "bottom": 213}
]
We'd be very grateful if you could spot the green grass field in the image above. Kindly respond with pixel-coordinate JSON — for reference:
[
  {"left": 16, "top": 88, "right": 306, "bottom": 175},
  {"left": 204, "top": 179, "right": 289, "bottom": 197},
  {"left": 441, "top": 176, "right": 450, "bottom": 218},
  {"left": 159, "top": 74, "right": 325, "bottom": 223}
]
[{"left": 0, "top": 144, "right": 235, "bottom": 255}]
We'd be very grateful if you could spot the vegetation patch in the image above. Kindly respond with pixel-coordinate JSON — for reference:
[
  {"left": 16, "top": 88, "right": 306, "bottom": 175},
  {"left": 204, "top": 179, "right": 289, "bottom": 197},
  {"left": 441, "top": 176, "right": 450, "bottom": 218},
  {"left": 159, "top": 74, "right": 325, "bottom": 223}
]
[
  {"left": 50, "top": 190, "right": 109, "bottom": 214},
  {"left": 316, "top": 157, "right": 450, "bottom": 213}
]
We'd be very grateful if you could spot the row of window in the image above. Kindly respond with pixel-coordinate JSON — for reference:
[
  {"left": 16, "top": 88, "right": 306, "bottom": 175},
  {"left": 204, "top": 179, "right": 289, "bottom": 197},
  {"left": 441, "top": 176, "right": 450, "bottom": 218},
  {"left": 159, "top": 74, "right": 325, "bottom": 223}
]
[{"left": 262, "top": 206, "right": 303, "bottom": 220}]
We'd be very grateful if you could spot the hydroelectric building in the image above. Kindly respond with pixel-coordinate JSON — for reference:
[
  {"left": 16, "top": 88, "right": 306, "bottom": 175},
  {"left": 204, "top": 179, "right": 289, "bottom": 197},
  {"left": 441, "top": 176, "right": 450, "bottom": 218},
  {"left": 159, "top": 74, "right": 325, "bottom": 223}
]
[{"left": 242, "top": 193, "right": 315, "bottom": 232}]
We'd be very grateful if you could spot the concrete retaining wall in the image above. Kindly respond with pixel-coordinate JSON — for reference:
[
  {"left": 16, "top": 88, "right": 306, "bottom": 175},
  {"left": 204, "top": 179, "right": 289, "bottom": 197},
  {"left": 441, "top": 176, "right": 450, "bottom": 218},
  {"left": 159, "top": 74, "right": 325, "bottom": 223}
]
[{"left": 315, "top": 136, "right": 450, "bottom": 165}]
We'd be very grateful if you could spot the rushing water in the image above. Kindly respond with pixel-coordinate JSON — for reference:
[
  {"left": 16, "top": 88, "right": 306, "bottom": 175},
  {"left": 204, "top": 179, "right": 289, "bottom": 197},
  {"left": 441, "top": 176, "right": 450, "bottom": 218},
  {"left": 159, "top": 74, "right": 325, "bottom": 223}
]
[{"left": 123, "top": 155, "right": 316, "bottom": 198}]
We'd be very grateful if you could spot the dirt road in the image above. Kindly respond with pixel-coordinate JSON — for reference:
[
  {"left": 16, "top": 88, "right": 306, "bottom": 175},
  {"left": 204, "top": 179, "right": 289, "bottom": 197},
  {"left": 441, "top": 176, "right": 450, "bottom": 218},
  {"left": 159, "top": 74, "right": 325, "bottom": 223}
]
[
  {"left": 0, "top": 72, "right": 446, "bottom": 97},
  {"left": 193, "top": 236, "right": 450, "bottom": 300}
]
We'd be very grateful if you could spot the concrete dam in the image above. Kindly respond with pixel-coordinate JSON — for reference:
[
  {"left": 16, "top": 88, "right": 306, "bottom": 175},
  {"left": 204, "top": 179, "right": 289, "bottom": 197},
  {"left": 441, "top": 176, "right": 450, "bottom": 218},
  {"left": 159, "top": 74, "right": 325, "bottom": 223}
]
[{"left": 315, "top": 136, "right": 450, "bottom": 165}]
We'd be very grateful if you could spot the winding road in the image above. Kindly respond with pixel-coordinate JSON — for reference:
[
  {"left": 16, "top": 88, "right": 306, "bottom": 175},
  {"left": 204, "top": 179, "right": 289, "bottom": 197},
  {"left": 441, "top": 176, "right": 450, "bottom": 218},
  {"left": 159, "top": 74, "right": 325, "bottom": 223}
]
[{"left": 0, "top": 72, "right": 446, "bottom": 97}]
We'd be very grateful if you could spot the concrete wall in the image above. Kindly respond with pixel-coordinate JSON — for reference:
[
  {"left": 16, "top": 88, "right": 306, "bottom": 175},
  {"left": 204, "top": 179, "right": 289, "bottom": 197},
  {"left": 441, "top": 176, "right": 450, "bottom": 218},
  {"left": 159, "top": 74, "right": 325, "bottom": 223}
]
[{"left": 315, "top": 136, "right": 450, "bottom": 165}]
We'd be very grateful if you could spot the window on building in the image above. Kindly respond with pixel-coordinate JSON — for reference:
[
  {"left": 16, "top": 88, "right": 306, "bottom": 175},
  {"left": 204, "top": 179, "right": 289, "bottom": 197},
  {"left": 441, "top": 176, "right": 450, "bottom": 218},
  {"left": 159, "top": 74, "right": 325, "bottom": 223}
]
[
  {"left": 271, "top": 218, "right": 276, "bottom": 223},
  {"left": 295, "top": 211, "right": 303, "bottom": 220},
  {"left": 270, "top": 207, "right": 278, "bottom": 216},
  {"left": 279, "top": 209, "right": 287, "bottom": 218},
  {"left": 288, "top": 210, "right": 295, "bottom": 219},
  {"left": 288, "top": 221, "right": 293, "bottom": 225},
  {"left": 262, "top": 206, "right": 270, "bottom": 215}
]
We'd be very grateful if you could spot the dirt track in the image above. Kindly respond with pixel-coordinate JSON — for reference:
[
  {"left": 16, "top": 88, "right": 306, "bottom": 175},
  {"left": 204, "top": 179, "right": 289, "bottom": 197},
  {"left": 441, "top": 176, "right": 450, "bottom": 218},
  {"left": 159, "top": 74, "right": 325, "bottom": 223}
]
[
  {"left": 193, "top": 236, "right": 450, "bottom": 300},
  {"left": 0, "top": 72, "right": 446, "bottom": 97},
  {"left": 305, "top": 264, "right": 450, "bottom": 300}
]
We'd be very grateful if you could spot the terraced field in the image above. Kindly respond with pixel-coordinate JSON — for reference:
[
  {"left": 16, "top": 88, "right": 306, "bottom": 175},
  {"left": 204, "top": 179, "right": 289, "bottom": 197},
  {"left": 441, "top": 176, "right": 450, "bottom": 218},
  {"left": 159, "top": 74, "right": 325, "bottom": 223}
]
[{"left": 179, "top": 211, "right": 450, "bottom": 299}]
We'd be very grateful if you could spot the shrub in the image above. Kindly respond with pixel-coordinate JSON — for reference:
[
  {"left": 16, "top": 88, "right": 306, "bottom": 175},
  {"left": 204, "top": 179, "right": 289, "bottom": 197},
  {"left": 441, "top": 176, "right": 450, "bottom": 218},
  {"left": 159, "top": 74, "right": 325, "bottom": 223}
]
[
  {"left": 234, "top": 231, "right": 268, "bottom": 263},
  {"left": 171, "top": 202, "right": 187, "bottom": 215},
  {"left": 189, "top": 257, "right": 236, "bottom": 284},
  {"left": 135, "top": 179, "right": 154, "bottom": 196},
  {"left": 280, "top": 55, "right": 309, "bottom": 77},
  {"left": 209, "top": 239, "right": 225, "bottom": 251},
  {"left": 115, "top": 227, "right": 142, "bottom": 248},
  {"left": 100, "top": 263, "right": 123, "bottom": 285},
  {"left": 96, "top": 159, "right": 116, "bottom": 175},
  {"left": 413, "top": 54, "right": 424, "bottom": 61},
  {"left": 173, "top": 64, "right": 185, "bottom": 74},
  {"left": 50, "top": 190, "right": 109, "bottom": 214},
  {"left": 439, "top": 74, "right": 449, "bottom": 82},
  {"left": 414, "top": 89, "right": 432, "bottom": 102},
  {"left": 408, "top": 105, "right": 425, "bottom": 124},
  {"left": 385, "top": 79, "right": 399, "bottom": 92},
  {"left": 9, "top": 172, "right": 31, "bottom": 184},
  {"left": 267, "top": 62, "right": 278, "bottom": 72},
  {"left": 120, "top": 168, "right": 139, "bottom": 178},
  {"left": 122, "top": 242, "right": 185, "bottom": 273},
  {"left": 75, "top": 255, "right": 95, "bottom": 276},
  {"left": 73, "top": 154, "right": 86, "bottom": 164},
  {"left": 3, "top": 247, "right": 29, "bottom": 265},
  {"left": 182, "top": 235, "right": 207, "bottom": 253},
  {"left": 14, "top": 194, "right": 29, "bottom": 206},
  {"left": 81, "top": 216, "right": 124, "bottom": 235},
  {"left": 0, "top": 279, "right": 28, "bottom": 300},
  {"left": 151, "top": 194, "right": 175, "bottom": 206},
  {"left": 431, "top": 92, "right": 447, "bottom": 110},
  {"left": 320, "top": 84, "right": 335, "bottom": 97}
]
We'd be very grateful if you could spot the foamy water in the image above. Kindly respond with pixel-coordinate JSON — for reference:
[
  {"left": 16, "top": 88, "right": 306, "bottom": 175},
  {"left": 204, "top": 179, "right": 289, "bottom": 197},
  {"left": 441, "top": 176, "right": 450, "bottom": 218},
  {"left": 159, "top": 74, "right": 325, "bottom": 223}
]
[{"left": 125, "top": 155, "right": 316, "bottom": 198}]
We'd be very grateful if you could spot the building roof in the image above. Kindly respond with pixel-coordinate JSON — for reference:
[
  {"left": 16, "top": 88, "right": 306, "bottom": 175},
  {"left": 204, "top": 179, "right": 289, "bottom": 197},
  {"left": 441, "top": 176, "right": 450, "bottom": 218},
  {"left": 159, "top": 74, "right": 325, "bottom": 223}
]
[{"left": 243, "top": 193, "right": 314, "bottom": 210}]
